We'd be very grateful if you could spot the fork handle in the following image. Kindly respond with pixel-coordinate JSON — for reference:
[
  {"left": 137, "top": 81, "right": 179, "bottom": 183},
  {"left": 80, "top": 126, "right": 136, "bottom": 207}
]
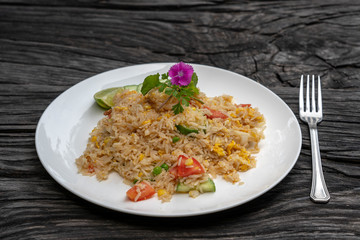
[{"left": 309, "top": 124, "right": 330, "bottom": 203}]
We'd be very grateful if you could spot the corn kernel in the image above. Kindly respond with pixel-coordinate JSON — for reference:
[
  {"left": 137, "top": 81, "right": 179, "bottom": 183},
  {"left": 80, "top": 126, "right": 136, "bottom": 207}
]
[
  {"left": 138, "top": 172, "right": 143, "bottom": 177},
  {"left": 103, "top": 137, "right": 111, "bottom": 145},
  {"left": 139, "top": 154, "right": 144, "bottom": 161},
  {"left": 235, "top": 120, "right": 242, "bottom": 127},
  {"left": 230, "top": 113, "right": 237, "bottom": 118},
  {"left": 142, "top": 120, "right": 151, "bottom": 125},
  {"left": 185, "top": 158, "right": 193, "bottom": 166},
  {"left": 248, "top": 108, "right": 255, "bottom": 117},
  {"left": 240, "top": 165, "right": 249, "bottom": 171},
  {"left": 91, "top": 136, "right": 97, "bottom": 142},
  {"left": 114, "top": 106, "right": 128, "bottom": 111},
  {"left": 157, "top": 189, "right": 167, "bottom": 197}
]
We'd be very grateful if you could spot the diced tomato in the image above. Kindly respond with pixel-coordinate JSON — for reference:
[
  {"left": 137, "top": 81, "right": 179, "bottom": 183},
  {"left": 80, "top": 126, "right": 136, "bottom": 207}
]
[
  {"left": 203, "top": 106, "right": 228, "bottom": 119},
  {"left": 169, "top": 165, "right": 179, "bottom": 178},
  {"left": 169, "top": 155, "right": 205, "bottom": 178},
  {"left": 126, "top": 181, "right": 155, "bottom": 202},
  {"left": 88, "top": 164, "right": 95, "bottom": 173},
  {"left": 236, "top": 104, "right": 251, "bottom": 108},
  {"left": 177, "top": 155, "right": 205, "bottom": 177}
]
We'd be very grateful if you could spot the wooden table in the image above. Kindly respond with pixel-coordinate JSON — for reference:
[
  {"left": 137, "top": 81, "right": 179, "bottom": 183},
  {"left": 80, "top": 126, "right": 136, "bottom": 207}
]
[{"left": 1, "top": 1, "right": 359, "bottom": 239}]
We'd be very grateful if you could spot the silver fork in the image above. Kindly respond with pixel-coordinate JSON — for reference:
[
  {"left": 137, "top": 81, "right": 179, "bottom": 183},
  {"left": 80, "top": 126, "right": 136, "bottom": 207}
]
[{"left": 299, "top": 75, "right": 330, "bottom": 203}]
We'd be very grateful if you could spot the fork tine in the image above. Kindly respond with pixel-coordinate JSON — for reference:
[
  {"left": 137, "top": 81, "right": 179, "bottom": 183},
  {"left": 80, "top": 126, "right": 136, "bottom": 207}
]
[
  {"left": 318, "top": 76, "right": 322, "bottom": 113},
  {"left": 299, "top": 75, "right": 304, "bottom": 112},
  {"left": 311, "top": 75, "right": 316, "bottom": 112},
  {"left": 306, "top": 75, "right": 310, "bottom": 112}
]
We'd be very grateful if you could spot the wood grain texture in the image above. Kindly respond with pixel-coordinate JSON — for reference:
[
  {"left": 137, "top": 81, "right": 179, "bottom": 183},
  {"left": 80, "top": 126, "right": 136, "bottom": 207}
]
[{"left": 0, "top": 1, "right": 359, "bottom": 239}]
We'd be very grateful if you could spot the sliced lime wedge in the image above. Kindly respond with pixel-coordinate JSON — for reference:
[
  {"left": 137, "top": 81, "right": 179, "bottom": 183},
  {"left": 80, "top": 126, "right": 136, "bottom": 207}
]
[
  {"left": 94, "top": 87, "right": 124, "bottom": 110},
  {"left": 93, "top": 84, "right": 143, "bottom": 109}
]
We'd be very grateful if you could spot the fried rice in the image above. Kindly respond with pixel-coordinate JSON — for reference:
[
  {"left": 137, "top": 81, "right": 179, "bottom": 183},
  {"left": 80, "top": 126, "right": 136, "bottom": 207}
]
[{"left": 75, "top": 88, "right": 265, "bottom": 202}]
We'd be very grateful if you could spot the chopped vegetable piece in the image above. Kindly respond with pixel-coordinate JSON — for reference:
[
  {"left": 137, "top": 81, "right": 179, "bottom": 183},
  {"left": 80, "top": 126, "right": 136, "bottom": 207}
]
[
  {"left": 176, "top": 178, "right": 216, "bottom": 193},
  {"left": 175, "top": 181, "right": 191, "bottom": 192},
  {"left": 198, "top": 178, "right": 216, "bottom": 192},
  {"left": 203, "top": 106, "right": 228, "bottom": 119},
  {"left": 177, "top": 155, "right": 205, "bottom": 177},
  {"left": 172, "top": 136, "right": 180, "bottom": 143},
  {"left": 169, "top": 165, "right": 178, "bottom": 177},
  {"left": 160, "top": 163, "right": 169, "bottom": 171},
  {"left": 175, "top": 125, "right": 199, "bottom": 135},
  {"left": 126, "top": 181, "right": 155, "bottom": 202},
  {"left": 152, "top": 166, "right": 162, "bottom": 176},
  {"left": 88, "top": 164, "right": 95, "bottom": 173},
  {"left": 157, "top": 189, "right": 167, "bottom": 197},
  {"left": 236, "top": 104, "right": 251, "bottom": 107}
]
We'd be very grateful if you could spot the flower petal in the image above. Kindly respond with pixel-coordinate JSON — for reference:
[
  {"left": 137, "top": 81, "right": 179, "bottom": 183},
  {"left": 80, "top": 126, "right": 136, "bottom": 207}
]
[{"left": 169, "top": 62, "right": 194, "bottom": 86}]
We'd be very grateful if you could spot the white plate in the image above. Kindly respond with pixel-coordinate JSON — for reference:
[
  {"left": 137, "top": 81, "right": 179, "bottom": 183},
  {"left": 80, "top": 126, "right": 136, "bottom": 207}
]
[{"left": 35, "top": 63, "right": 302, "bottom": 217}]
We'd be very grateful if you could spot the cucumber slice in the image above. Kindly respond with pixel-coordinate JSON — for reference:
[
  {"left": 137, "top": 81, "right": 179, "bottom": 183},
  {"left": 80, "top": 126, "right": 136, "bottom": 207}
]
[
  {"left": 176, "top": 178, "right": 215, "bottom": 193},
  {"left": 198, "top": 178, "right": 216, "bottom": 193},
  {"left": 176, "top": 182, "right": 192, "bottom": 193},
  {"left": 94, "top": 84, "right": 142, "bottom": 109}
]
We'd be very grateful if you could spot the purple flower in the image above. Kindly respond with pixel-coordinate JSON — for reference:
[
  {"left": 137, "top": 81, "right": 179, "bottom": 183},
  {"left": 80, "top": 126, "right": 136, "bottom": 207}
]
[{"left": 169, "top": 62, "right": 194, "bottom": 86}]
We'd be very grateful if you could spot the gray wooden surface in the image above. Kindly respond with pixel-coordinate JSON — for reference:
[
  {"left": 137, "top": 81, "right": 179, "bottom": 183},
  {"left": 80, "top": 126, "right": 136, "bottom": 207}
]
[{"left": 1, "top": 1, "right": 359, "bottom": 239}]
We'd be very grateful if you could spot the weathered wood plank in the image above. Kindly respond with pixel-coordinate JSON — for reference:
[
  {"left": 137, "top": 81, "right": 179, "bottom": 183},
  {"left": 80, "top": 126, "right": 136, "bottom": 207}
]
[
  {"left": 1, "top": 0, "right": 359, "bottom": 239},
  {"left": 1, "top": 2, "right": 360, "bottom": 89}
]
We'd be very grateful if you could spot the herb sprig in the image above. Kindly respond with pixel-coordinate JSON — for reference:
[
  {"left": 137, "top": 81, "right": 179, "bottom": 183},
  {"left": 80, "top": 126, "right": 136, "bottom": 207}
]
[{"left": 140, "top": 63, "right": 203, "bottom": 115}]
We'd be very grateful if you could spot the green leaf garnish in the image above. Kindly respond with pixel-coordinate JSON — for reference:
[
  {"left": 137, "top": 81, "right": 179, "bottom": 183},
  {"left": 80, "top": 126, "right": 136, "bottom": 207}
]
[
  {"left": 164, "top": 87, "right": 174, "bottom": 96},
  {"left": 172, "top": 102, "right": 184, "bottom": 115},
  {"left": 188, "top": 72, "right": 199, "bottom": 95},
  {"left": 161, "top": 73, "right": 168, "bottom": 80},
  {"left": 141, "top": 73, "right": 160, "bottom": 95}
]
